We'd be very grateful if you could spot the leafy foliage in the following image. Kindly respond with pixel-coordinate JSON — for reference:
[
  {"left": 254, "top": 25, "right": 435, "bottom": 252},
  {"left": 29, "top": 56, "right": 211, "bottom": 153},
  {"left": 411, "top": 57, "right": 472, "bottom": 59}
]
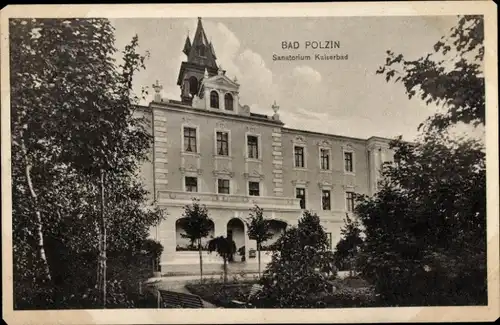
[
  {"left": 180, "top": 198, "right": 213, "bottom": 281},
  {"left": 257, "top": 211, "right": 337, "bottom": 307},
  {"left": 355, "top": 135, "right": 486, "bottom": 306},
  {"left": 245, "top": 205, "right": 274, "bottom": 276},
  {"left": 377, "top": 15, "right": 484, "bottom": 131},
  {"left": 179, "top": 198, "right": 213, "bottom": 246},
  {"left": 207, "top": 236, "right": 237, "bottom": 283},
  {"left": 10, "top": 18, "right": 165, "bottom": 309},
  {"left": 333, "top": 213, "right": 364, "bottom": 272}
]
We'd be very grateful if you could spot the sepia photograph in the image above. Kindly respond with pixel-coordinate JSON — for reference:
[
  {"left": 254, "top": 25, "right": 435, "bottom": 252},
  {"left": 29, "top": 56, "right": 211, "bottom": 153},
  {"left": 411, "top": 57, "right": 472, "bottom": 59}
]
[{"left": 1, "top": 2, "right": 498, "bottom": 324}]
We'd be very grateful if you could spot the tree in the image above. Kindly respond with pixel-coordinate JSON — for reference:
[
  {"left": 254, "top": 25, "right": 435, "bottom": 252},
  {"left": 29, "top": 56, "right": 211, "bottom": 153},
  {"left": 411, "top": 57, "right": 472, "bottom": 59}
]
[
  {"left": 333, "top": 213, "right": 364, "bottom": 274},
  {"left": 10, "top": 18, "right": 165, "bottom": 308},
  {"left": 257, "top": 211, "right": 336, "bottom": 307},
  {"left": 180, "top": 198, "right": 213, "bottom": 282},
  {"left": 357, "top": 15, "right": 486, "bottom": 306},
  {"left": 207, "top": 236, "right": 237, "bottom": 284},
  {"left": 377, "top": 15, "right": 484, "bottom": 132},
  {"left": 245, "top": 205, "right": 274, "bottom": 277},
  {"left": 355, "top": 135, "right": 486, "bottom": 306}
]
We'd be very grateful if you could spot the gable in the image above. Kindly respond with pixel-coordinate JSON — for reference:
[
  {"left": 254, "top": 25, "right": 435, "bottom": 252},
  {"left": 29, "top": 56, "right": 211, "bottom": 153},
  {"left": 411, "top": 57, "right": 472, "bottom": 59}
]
[{"left": 204, "top": 74, "right": 240, "bottom": 92}]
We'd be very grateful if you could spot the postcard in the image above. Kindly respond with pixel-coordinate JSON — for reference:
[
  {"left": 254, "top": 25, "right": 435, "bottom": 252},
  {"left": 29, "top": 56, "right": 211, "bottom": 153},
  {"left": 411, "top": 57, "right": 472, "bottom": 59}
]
[{"left": 1, "top": 2, "right": 498, "bottom": 324}]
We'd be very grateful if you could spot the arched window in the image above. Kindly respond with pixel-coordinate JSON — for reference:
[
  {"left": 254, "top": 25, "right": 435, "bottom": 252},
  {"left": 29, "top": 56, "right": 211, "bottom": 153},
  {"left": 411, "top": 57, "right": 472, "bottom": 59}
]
[
  {"left": 210, "top": 91, "right": 219, "bottom": 109},
  {"left": 224, "top": 93, "right": 234, "bottom": 111}
]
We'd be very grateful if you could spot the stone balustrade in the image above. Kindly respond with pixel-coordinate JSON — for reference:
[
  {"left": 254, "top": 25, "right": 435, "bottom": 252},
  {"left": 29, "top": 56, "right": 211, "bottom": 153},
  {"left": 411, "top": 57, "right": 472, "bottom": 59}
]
[{"left": 157, "top": 190, "right": 302, "bottom": 211}]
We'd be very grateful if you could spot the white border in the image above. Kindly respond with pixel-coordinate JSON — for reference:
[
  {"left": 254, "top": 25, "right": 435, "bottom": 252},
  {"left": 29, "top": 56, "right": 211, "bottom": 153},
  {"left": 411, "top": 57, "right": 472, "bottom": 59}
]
[{"left": 1, "top": 2, "right": 498, "bottom": 324}]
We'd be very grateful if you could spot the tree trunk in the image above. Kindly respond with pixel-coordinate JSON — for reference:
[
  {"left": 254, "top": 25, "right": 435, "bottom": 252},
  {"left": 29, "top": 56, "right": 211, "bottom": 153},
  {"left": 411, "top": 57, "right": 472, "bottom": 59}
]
[
  {"left": 257, "top": 242, "right": 261, "bottom": 278},
  {"left": 99, "top": 170, "right": 107, "bottom": 308},
  {"left": 198, "top": 238, "right": 203, "bottom": 283},
  {"left": 22, "top": 141, "right": 52, "bottom": 284},
  {"left": 223, "top": 258, "right": 228, "bottom": 284}
]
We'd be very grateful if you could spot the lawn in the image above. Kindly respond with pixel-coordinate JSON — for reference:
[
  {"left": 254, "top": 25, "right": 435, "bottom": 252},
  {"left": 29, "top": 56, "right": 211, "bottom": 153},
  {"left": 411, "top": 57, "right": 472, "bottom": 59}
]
[{"left": 185, "top": 276, "right": 378, "bottom": 308}]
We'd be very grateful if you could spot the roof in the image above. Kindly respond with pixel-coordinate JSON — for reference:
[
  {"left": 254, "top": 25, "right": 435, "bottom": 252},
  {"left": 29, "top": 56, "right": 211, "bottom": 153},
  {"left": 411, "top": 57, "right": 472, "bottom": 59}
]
[{"left": 136, "top": 103, "right": 395, "bottom": 144}]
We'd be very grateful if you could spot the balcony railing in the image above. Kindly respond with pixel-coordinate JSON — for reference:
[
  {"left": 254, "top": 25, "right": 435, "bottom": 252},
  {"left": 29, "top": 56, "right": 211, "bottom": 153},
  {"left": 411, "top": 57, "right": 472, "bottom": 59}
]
[{"left": 157, "top": 190, "right": 302, "bottom": 211}]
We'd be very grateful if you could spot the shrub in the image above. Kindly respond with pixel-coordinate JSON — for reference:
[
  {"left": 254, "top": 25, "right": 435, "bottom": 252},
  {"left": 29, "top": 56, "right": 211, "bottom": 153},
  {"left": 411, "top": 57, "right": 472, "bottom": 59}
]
[{"left": 256, "top": 211, "right": 337, "bottom": 308}]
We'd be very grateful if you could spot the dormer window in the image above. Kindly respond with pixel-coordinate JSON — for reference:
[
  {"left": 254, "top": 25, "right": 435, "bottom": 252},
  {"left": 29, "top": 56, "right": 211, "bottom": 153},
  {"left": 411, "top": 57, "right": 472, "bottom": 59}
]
[
  {"left": 210, "top": 91, "right": 219, "bottom": 109},
  {"left": 197, "top": 45, "right": 206, "bottom": 57},
  {"left": 224, "top": 93, "right": 234, "bottom": 111}
]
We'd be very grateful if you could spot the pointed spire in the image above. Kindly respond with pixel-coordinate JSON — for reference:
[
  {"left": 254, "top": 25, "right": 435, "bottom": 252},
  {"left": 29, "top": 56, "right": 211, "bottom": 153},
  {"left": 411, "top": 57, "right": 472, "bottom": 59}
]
[
  {"left": 182, "top": 34, "right": 192, "bottom": 55},
  {"left": 184, "top": 17, "right": 218, "bottom": 69},
  {"left": 193, "top": 17, "right": 209, "bottom": 47}
]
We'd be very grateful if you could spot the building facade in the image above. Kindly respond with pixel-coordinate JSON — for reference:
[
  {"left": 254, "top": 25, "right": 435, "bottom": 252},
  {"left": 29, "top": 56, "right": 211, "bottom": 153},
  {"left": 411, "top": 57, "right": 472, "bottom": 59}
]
[{"left": 137, "top": 18, "right": 395, "bottom": 273}]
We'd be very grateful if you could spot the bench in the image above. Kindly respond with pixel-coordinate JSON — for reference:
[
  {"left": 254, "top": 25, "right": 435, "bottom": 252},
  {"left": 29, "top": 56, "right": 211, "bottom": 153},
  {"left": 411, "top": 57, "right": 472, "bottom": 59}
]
[
  {"left": 158, "top": 289, "right": 205, "bottom": 308},
  {"left": 230, "top": 284, "right": 263, "bottom": 307}
]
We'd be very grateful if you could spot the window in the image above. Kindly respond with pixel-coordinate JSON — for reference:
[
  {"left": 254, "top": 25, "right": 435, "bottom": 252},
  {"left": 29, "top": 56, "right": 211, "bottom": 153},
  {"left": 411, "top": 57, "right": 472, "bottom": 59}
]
[
  {"left": 247, "top": 135, "right": 259, "bottom": 159},
  {"left": 294, "top": 146, "right": 305, "bottom": 168},
  {"left": 218, "top": 179, "right": 230, "bottom": 194},
  {"left": 322, "top": 190, "right": 331, "bottom": 210},
  {"left": 346, "top": 191, "right": 355, "bottom": 212},
  {"left": 249, "top": 181, "right": 260, "bottom": 196},
  {"left": 197, "top": 45, "right": 206, "bottom": 57},
  {"left": 210, "top": 91, "right": 219, "bottom": 108},
  {"left": 224, "top": 93, "right": 234, "bottom": 111},
  {"left": 183, "top": 127, "right": 197, "bottom": 153},
  {"left": 188, "top": 76, "right": 199, "bottom": 96},
  {"left": 344, "top": 152, "right": 353, "bottom": 173},
  {"left": 320, "top": 149, "right": 330, "bottom": 170},
  {"left": 185, "top": 177, "right": 198, "bottom": 192},
  {"left": 216, "top": 131, "right": 229, "bottom": 156},
  {"left": 296, "top": 188, "right": 306, "bottom": 209}
]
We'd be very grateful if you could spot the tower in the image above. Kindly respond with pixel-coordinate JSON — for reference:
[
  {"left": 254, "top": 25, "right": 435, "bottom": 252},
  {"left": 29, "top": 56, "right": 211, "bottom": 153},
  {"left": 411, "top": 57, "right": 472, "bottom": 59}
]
[{"left": 177, "top": 17, "right": 219, "bottom": 105}]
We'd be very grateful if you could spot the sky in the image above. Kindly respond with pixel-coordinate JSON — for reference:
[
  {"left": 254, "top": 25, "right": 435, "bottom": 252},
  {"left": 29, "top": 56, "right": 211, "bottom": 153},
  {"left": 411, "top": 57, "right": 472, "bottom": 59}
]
[{"left": 111, "top": 16, "right": 484, "bottom": 141}]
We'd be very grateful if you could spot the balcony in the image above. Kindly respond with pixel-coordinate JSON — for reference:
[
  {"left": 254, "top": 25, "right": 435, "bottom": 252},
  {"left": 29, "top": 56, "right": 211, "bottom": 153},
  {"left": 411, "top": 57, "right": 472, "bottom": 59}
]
[{"left": 157, "top": 190, "right": 302, "bottom": 212}]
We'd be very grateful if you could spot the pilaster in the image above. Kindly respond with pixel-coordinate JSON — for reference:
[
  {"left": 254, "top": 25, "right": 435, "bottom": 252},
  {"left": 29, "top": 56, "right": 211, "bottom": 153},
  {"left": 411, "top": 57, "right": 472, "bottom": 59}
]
[
  {"left": 153, "top": 109, "right": 169, "bottom": 193},
  {"left": 272, "top": 127, "right": 284, "bottom": 196}
]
